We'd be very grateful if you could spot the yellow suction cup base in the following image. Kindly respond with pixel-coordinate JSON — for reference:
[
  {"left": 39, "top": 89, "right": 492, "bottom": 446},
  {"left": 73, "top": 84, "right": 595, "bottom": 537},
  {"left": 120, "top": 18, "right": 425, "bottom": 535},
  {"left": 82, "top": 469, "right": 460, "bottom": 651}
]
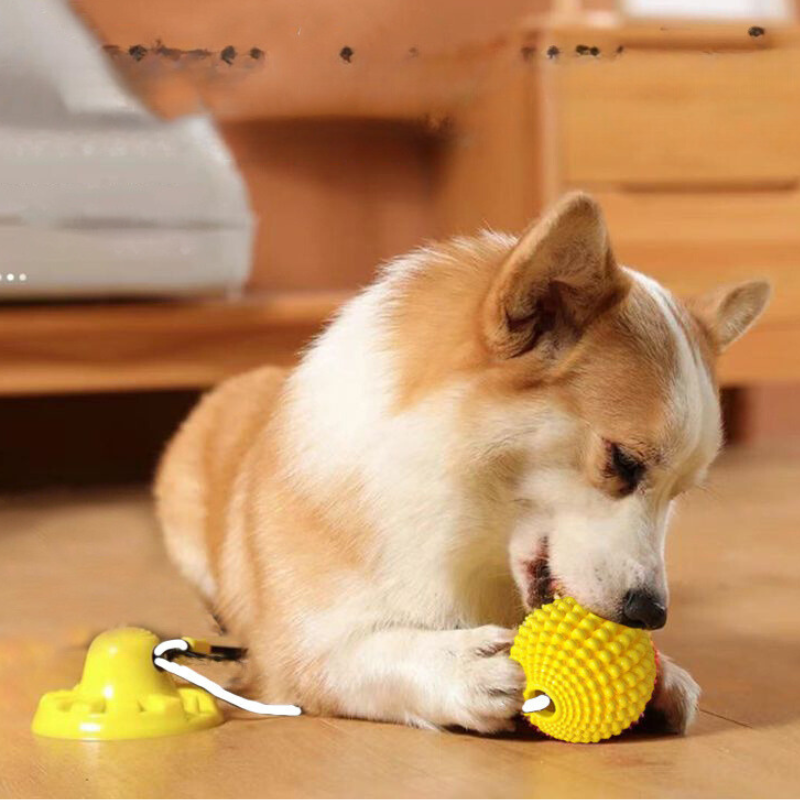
[{"left": 32, "top": 628, "right": 223, "bottom": 741}]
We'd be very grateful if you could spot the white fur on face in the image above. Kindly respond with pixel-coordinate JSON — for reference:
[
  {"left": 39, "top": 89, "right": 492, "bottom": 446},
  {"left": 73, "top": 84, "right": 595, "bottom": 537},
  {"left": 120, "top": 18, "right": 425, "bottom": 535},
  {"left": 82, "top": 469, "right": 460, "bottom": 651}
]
[
  {"left": 510, "top": 459, "right": 674, "bottom": 620},
  {"left": 629, "top": 268, "right": 723, "bottom": 495},
  {"left": 508, "top": 269, "right": 723, "bottom": 620}
]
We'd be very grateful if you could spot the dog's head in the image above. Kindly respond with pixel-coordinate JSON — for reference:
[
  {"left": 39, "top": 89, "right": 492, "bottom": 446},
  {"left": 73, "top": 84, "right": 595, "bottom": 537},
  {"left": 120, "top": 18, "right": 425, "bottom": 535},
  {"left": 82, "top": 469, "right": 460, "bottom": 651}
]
[{"left": 468, "top": 193, "right": 770, "bottom": 627}]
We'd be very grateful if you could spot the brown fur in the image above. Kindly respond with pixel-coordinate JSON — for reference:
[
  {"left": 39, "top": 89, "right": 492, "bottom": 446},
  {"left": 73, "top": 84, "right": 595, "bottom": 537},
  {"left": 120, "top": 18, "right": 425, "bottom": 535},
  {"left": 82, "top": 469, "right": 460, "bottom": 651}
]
[
  {"left": 155, "top": 366, "right": 288, "bottom": 582},
  {"left": 387, "top": 195, "right": 683, "bottom": 464},
  {"left": 156, "top": 364, "right": 374, "bottom": 711}
]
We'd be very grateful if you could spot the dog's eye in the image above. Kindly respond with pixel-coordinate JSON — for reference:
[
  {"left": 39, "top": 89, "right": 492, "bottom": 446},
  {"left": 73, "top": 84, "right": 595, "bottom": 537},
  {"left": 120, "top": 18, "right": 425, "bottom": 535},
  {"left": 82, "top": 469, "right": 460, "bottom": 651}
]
[{"left": 607, "top": 443, "right": 645, "bottom": 494}]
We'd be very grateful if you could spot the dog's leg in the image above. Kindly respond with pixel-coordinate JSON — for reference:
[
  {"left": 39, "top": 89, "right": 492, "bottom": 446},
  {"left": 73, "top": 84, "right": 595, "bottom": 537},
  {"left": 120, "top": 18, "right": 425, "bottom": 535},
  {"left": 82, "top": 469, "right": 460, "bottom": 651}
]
[
  {"left": 644, "top": 653, "right": 701, "bottom": 734},
  {"left": 317, "top": 625, "right": 525, "bottom": 733}
]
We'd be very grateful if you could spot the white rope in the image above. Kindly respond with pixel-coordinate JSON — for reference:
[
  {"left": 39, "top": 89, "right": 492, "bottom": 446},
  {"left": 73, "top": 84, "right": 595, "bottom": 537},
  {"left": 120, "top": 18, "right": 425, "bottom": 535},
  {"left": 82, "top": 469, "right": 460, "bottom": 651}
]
[
  {"left": 154, "top": 637, "right": 546, "bottom": 719},
  {"left": 153, "top": 638, "right": 302, "bottom": 717},
  {"left": 522, "top": 694, "right": 552, "bottom": 714}
]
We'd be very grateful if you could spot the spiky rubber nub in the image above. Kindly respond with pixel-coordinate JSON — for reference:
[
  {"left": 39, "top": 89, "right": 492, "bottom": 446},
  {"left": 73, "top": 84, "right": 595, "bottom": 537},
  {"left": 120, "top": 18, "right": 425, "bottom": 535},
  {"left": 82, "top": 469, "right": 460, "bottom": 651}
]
[{"left": 510, "top": 597, "right": 657, "bottom": 743}]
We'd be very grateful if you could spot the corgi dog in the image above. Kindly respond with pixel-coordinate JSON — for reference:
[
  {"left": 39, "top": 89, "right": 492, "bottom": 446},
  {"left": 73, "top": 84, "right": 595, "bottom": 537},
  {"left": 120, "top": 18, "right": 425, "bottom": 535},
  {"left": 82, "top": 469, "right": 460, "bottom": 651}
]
[{"left": 156, "top": 193, "right": 770, "bottom": 734}]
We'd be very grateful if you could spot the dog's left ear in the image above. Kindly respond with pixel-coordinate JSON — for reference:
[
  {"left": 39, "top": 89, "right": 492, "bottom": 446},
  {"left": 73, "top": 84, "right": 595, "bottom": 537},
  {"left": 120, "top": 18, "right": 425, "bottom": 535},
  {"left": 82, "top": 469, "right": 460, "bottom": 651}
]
[
  {"left": 482, "top": 192, "right": 630, "bottom": 359},
  {"left": 688, "top": 280, "right": 772, "bottom": 353}
]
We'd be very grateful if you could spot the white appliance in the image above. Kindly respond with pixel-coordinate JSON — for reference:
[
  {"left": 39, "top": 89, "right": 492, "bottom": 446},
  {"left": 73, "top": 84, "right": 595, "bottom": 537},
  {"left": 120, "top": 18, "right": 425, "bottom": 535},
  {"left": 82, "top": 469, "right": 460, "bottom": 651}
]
[
  {"left": 0, "top": 0, "right": 254, "bottom": 299},
  {"left": 623, "top": 0, "right": 789, "bottom": 20}
]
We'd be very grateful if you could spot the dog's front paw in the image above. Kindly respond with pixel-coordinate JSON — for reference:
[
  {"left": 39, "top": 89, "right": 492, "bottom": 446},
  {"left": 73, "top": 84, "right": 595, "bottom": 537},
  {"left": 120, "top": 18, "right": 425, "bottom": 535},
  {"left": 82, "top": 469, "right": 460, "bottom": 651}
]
[
  {"left": 644, "top": 653, "right": 701, "bottom": 734},
  {"left": 443, "top": 625, "right": 525, "bottom": 734}
]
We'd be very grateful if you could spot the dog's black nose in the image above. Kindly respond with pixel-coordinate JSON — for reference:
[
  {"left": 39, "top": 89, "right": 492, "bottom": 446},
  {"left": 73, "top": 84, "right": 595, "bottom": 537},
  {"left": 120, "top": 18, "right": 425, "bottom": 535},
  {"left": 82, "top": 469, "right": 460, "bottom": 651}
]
[{"left": 621, "top": 589, "right": 668, "bottom": 630}]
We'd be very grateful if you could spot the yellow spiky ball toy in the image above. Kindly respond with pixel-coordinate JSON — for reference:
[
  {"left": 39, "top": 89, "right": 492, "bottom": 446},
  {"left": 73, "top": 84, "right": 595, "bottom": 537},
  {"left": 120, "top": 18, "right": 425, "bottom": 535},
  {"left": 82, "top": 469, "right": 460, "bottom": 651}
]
[{"left": 510, "top": 596, "right": 657, "bottom": 743}]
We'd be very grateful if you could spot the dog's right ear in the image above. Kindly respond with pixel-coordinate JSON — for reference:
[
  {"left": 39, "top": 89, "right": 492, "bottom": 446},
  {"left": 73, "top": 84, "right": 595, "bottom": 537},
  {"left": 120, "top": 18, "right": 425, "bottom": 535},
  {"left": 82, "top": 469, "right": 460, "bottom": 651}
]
[
  {"left": 482, "top": 192, "right": 630, "bottom": 360},
  {"left": 688, "top": 280, "right": 772, "bottom": 354}
]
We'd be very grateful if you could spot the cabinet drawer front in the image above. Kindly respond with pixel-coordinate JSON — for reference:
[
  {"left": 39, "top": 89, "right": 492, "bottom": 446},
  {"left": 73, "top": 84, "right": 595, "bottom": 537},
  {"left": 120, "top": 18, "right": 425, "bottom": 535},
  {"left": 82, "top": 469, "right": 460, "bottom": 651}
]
[{"left": 554, "top": 46, "right": 800, "bottom": 187}]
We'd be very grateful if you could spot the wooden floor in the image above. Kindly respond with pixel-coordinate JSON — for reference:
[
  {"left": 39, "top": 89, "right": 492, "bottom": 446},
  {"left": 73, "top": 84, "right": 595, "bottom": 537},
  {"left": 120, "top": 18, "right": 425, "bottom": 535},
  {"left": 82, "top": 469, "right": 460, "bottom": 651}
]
[{"left": 2, "top": 444, "right": 799, "bottom": 798}]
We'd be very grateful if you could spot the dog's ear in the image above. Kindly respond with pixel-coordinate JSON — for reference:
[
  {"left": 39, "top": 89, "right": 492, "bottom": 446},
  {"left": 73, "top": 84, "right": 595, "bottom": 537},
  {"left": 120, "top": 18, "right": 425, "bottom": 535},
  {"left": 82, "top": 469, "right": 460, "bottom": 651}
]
[
  {"left": 482, "top": 192, "right": 630, "bottom": 359},
  {"left": 688, "top": 280, "right": 772, "bottom": 353}
]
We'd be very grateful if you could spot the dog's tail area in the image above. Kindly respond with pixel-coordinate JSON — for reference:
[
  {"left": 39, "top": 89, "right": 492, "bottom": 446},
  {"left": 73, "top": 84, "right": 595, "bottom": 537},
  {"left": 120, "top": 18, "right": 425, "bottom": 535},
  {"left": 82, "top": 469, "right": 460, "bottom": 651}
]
[
  {"left": 152, "top": 366, "right": 290, "bottom": 610},
  {"left": 154, "top": 418, "right": 218, "bottom": 606}
]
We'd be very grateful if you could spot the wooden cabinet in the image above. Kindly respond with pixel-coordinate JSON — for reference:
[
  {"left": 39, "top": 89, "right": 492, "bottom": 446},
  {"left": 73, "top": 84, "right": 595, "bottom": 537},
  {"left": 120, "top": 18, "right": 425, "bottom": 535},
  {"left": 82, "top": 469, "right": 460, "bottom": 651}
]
[
  {"left": 540, "top": 24, "right": 800, "bottom": 384},
  {"left": 440, "top": 22, "right": 800, "bottom": 385},
  {"left": 552, "top": 33, "right": 800, "bottom": 188}
]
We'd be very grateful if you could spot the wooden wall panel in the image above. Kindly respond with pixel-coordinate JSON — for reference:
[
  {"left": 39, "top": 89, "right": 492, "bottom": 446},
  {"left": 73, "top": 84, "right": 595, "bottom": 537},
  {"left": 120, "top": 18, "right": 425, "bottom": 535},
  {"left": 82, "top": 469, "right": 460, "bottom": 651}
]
[
  {"left": 73, "top": 0, "right": 548, "bottom": 121},
  {"left": 70, "top": 0, "right": 551, "bottom": 292},
  {"left": 436, "top": 48, "right": 544, "bottom": 237},
  {"left": 222, "top": 121, "right": 438, "bottom": 291}
]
